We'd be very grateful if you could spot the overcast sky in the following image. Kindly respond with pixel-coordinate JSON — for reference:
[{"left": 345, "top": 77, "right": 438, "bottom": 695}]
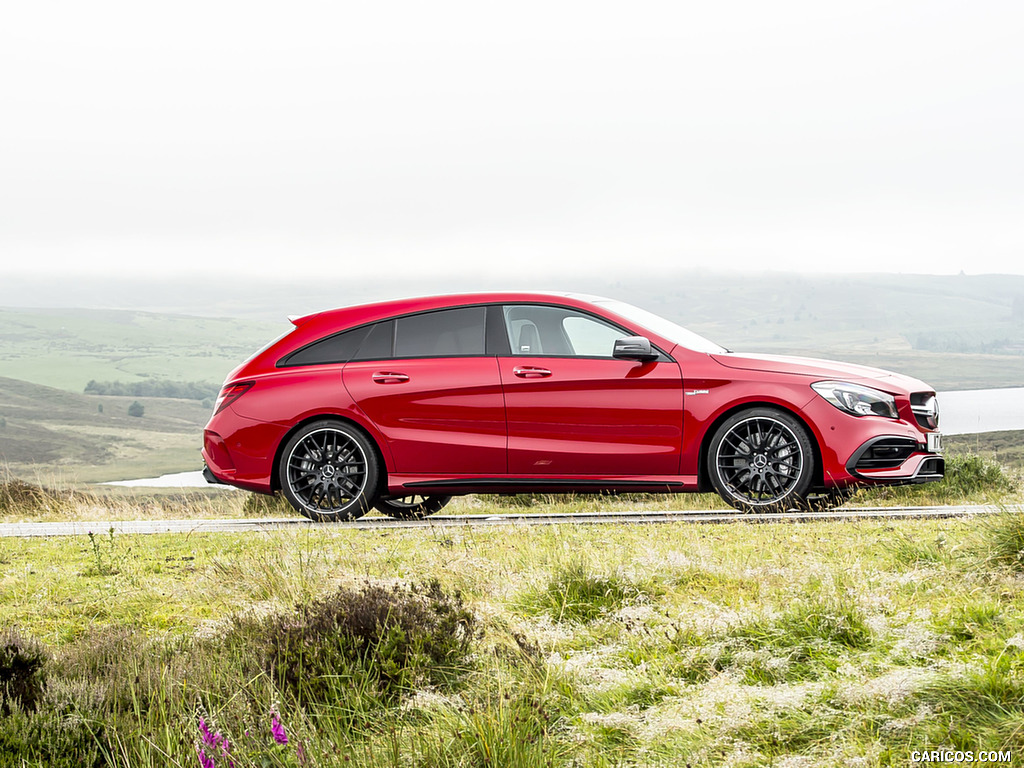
[{"left": 2, "top": 1, "right": 1022, "bottom": 281}]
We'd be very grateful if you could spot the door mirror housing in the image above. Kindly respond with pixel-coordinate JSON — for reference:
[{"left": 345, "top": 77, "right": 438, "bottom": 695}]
[{"left": 612, "top": 336, "right": 658, "bottom": 362}]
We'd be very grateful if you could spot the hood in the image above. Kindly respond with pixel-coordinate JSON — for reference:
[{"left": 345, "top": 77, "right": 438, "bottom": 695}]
[{"left": 711, "top": 353, "right": 933, "bottom": 394}]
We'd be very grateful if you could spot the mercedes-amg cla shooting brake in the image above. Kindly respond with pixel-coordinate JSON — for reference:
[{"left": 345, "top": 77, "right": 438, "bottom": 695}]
[{"left": 203, "top": 293, "right": 944, "bottom": 521}]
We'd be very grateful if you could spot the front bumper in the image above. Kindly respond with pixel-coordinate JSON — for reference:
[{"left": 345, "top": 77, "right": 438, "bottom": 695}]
[{"left": 846, "top": 435, "right": 944, "bottom": 484}]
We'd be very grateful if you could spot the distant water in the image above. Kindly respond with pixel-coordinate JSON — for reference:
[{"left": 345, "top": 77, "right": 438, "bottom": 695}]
[
  {"left": 101, "top": 387, "right": 1024, "bottom": 487},
  {"left": 938, "top": 387, "right": 1024, "bottom": 436},
  {"left": 102, "top": 471, "right": 234, "bottom": 489}
]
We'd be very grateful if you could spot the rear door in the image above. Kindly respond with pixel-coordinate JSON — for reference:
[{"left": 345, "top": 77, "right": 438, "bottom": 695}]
[
  {"left": 343, "top": 306, "right": 506, "bottom": 474},
  {"left": 498, "top": 304, "right": 683, "bottom": 476}
]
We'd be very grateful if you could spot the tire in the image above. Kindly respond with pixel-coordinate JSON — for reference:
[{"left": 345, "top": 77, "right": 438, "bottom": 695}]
[
  {"left": 374, "top": 495, "right": 452, "bottom": 519},
  {"left": 708, "top": 407, "right": 815, "bottom": 513},
  {"left": 278, "top": 420, "right": 379, "bottom": 522}
]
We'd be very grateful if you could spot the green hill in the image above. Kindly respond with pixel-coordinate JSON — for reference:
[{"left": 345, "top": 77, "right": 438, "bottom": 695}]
[
  {"left": 0, "top": 376, "right": 208, "bottom": 482},
  {"left": 0, "top": 307, "right": 280, "bottom": 392}
]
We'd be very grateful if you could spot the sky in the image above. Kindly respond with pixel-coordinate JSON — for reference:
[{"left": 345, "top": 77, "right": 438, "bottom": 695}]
[{"left": 2, "top": 1, "right": 1023, "bottom": 282}]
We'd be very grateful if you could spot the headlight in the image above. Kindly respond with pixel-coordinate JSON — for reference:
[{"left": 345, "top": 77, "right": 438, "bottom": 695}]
[{"left": 811, "top": 380, "right": 899, "bottom": 419}]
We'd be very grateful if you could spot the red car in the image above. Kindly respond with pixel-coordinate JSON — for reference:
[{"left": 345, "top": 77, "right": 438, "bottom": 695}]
[{"left": 202, "top": 292, "right": 943, "bottom": 521}]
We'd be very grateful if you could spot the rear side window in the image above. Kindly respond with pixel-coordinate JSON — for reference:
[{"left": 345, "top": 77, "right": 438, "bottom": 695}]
[
  {"left": 278, "top": 326, "right": 370, "bottom": 367},
  {"left": 394, "top": 307, "right": 486, "bottom": 358}
]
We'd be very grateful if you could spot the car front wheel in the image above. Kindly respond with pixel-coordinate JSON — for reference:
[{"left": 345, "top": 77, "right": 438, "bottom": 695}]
[
  {"left": 279, "top": 420, "right": 379, "bottom": 522},
  {"left": 708, "top": 407, "right": 815, "bottom": 513},
  {"left": 374, "top": 495, "right": 451, "bottom": 519}
]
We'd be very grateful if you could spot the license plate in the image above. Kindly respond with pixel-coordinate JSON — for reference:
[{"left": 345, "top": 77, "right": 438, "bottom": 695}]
[{"left": 927, "top": 432, "right": 943, "bottom": 453}]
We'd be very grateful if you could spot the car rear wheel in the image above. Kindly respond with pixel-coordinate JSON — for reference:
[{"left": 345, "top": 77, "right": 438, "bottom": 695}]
[
  {"left": 708, "top": 408, "right": 815, "bottom": 513},
  {"left": 374, "top": 495, "right": 451, "bottom": 519},
  {"left": 279, "top": 420, "right": 378, "bottom": 522}
]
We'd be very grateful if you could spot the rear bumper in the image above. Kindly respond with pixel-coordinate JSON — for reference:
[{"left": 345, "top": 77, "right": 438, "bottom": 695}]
[
  {"left": 202, "top": 465, "right": 223, "bottom": 485},
  {"left": 201, "top": 413, "right": 284, "bottom": 494}
]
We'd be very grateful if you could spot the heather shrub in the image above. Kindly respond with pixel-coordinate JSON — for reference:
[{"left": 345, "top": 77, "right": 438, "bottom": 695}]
[
  {"left": 243, "top": 580, "right": 478, "bottom": 705},
  {"left": 0, "top": 629, "right": 48, "bottom": 714}
]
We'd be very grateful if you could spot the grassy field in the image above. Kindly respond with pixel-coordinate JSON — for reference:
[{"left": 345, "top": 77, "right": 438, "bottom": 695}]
[
  {"left": 0, "top": 377, "right": 209, "bottom": 483},
  {"left": 1, "top": 509, "right": 1023, "bottom": 766},
  {"left": 0, "top": 307, "right": 279, "bottom": 392}
]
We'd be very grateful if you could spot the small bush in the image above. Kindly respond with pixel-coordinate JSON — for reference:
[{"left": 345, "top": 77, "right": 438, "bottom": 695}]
[
  {"left": 885, "top": 532, "right": 954, "bottom": 567},
  {"left": 249, "top": 580, "right": 477, "bottom": 704},
  {"left": 670, "top": 592, "right": 872, "bottom": 684},
  {"left": 524, "top": 560, "right": 656, "bottom": 623},
  {"left": 982, "top": 510, "right": 1024, "bottom": 571},
  {"left": 943, "top": 454, "right": 1016, "bottom": 496},
  {"left": 918, "top": 662, "right": 1024, "bottom": 751},
  {"left": 0, "top": 629, "right": 48, "bottom": 714},
  {"left": 0, "top": 479, "right": 72, "bottom": 515},
  {"left": 127, "top": 401, "right": 145, "bottom": 418},
  {"left": 764, "top": 596, "right": 873, "bottom": 650}
]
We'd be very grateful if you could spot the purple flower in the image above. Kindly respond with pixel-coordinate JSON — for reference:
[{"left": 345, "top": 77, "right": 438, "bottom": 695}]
[
  {"left": 271, "top": 712, "right": 288, "bottom": 745},
  {"left": 196, "top": 717, "right": 233, "bottom": 767},
  {"left": 198, "top": 717, "right": 216, "bottom": 748},
  {"left": 196, "top": 745, "right": 215, "bottom": 768}
]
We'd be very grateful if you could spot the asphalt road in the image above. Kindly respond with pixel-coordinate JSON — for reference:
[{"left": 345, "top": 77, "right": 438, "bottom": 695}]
[{"left": 0, "top": 505, "right": 1009, "bottom": 538}]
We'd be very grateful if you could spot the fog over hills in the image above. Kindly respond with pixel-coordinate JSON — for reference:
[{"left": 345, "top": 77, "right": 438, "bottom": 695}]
[{"left": 3, "top": 269, "right": 1023, "bottom": 346}]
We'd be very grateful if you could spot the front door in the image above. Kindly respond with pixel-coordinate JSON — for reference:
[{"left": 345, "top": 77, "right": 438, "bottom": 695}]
[{"left": 498, "top": 304, "right": 683, "bottom": 476}]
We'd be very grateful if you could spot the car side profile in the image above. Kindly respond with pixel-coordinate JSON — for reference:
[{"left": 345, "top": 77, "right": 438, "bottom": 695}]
[{"left": 202, "top": 292, "right": 944, "bottom": 520}]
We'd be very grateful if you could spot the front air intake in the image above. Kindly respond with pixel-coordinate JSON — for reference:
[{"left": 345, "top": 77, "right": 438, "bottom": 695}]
[{"left": 853, "top": 437, "right": 918, "bottom": 470}]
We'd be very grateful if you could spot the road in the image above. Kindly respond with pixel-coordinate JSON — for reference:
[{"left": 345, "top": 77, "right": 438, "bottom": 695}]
[{"left": 0, "top": 505, "right": 1010, "bottom": 538}]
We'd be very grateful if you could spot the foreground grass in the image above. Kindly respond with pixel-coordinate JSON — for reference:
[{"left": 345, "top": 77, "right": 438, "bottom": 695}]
[{"left": 2, "top": 512, "right": 1024, "bottom": 766}]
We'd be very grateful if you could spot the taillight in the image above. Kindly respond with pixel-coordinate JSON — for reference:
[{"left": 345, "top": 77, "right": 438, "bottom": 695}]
[{"left": 214, "top": 381, "right": 254, "bottom": 414}]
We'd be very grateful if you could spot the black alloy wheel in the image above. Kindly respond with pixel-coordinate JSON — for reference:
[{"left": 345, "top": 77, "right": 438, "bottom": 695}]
[
  {"left": 708, "top": 408, "right": 815, "bottom": 513},
  {"left": 279, "top": 420, "right": 379, "bottom": 522},
  {"left": 373, "top": 495, "right": 452, "bottom": 519}
]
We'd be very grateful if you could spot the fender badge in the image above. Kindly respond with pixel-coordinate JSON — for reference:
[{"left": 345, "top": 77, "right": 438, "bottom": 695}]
[{"left": 686, "top": 389, "right": 710, "bottom": 396}]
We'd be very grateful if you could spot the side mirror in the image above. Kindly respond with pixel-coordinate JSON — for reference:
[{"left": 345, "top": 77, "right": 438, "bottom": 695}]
[{"left": 613, "top": 336, "right": 658, "bottom": 362}]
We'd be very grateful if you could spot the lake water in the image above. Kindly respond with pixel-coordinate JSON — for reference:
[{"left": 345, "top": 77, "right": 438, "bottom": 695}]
[
  {"left": 937, "top": 387, "right": 1024, "bottom": 436},
  {"left": 103, "top": 470, "right": 234, "bottom": 489},
  {"left": 104, "top": 387, "right": 1024, "bottom": 487}
]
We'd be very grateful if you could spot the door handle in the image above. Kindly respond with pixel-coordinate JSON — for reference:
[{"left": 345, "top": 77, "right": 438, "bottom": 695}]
[
  {"left": 513, "top": 366, "right": 552, "bottom": 378},
  {"left": 372, "top": 371, "right": 410, "bottom": 384}
]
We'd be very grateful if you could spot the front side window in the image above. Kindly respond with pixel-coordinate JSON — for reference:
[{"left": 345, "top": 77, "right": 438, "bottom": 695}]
[
  {"left": 394, "top": 307, "right": 486, "bottom": 358},
  {"left": 503, "top": 305, "right": 627, "bottom": 358}
]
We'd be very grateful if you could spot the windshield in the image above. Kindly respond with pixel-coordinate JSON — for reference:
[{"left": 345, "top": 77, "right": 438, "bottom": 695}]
[{"left": 593, "top": 299, "right": 727, "bottom": 354}]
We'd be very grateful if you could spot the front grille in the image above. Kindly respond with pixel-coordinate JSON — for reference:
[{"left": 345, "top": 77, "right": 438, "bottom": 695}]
[
  {"left": 910, "top": 392, "right": 939, "bottom": 430},
  {"left": 854, "top": 437, "right": 918, "bottom": 470}
]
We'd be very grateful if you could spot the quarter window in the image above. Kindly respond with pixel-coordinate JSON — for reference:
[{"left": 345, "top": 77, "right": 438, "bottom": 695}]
[
  {"left": 279, "top": 326, "right": 370, "bottom": 367},
  {"left": 394, "top": 307, "right": 486, "bottom": 358}
]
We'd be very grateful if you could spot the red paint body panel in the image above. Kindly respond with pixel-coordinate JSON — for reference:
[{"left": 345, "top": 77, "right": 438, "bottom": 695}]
[
  {"left": 500, "top": 356, "right": 682, "bottom": 475},
  {"left": 343, "top": 358, "right": 506, "bottom": 474},
  {"left": 202, "top": 292, "right": 943, "bottom": 500}
]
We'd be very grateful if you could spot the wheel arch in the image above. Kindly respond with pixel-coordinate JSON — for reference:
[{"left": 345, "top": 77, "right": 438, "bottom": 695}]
[
  {"left": 696, "top": 401, "right": 824, "bottom": 493},
  {"left": 269, "top": 413, "right": 389, "bottom": 493}
]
